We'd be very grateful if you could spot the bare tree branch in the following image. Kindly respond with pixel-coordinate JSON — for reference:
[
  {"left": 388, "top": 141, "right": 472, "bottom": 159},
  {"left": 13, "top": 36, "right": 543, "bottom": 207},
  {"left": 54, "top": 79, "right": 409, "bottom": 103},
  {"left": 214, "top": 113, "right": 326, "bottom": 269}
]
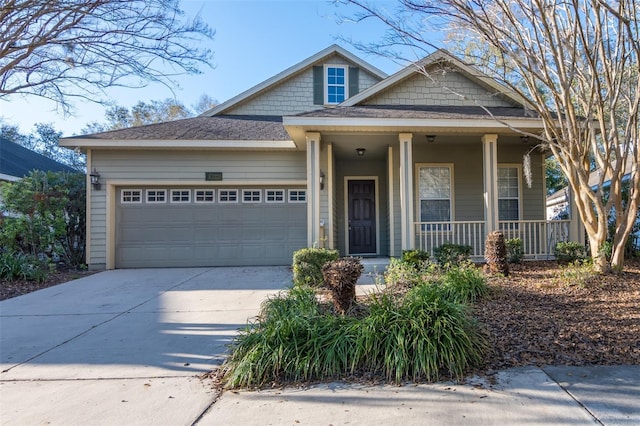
[{"left": 0, "top": 0, "right": 214, "bottom": 112}]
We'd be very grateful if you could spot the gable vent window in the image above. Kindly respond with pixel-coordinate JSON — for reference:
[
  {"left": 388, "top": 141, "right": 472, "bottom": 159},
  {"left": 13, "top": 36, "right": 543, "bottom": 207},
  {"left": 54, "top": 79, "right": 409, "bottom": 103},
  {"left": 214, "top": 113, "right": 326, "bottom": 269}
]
[{"left": 326, "top": 65, "right": 347, "bottom": 104}]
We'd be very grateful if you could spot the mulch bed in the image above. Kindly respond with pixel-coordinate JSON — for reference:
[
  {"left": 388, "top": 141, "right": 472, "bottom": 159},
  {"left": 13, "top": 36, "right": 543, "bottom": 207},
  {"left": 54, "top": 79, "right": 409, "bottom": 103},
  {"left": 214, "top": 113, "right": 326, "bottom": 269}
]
[
  {"left": 474, "top": 259, "right": 640, "bottom": 372},
  {"left": 0, "top": 269, "right": 97, "bottom": 301}
]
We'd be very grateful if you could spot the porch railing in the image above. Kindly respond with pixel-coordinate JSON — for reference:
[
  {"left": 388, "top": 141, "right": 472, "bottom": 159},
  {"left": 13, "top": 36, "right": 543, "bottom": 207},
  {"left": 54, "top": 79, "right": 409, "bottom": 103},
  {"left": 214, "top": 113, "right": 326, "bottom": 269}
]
[
  {"left": 413, "top": 220, "right": 571, "bottom": 260},
  {"left": 414, "top": 221, "right": 486, "bottom": 257}
]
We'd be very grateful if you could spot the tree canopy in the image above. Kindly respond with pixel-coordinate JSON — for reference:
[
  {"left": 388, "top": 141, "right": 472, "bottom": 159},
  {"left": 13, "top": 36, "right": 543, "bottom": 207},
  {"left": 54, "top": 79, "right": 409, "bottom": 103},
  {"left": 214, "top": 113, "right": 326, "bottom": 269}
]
[
  {"left": 0, "top": 0, "right": 214, "bottom": 111},
  {"left": 341, "top": 0, "right": 639, "bottom": 272}
]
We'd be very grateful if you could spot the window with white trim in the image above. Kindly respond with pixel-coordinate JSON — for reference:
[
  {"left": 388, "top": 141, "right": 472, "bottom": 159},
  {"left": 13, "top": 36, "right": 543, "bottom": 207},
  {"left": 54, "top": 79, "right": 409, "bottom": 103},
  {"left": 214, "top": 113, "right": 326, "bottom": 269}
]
[
  {"left": 265, "top": 189, "right": 285, "bottom": 203},
  {"left": 218, "top": 189, "right": 238, "bottom": 203},
  {"left": 288, "top": 189, "right": 307, "bottom": 203},
  {"left": 146, "top": 189, "right": 166, "bottom": 203},
  {"left": 242, "top": 189, "right": 262, "bottom": 203},
  {"left": 170, "top": 189, "right": 191, "bottom": 203},
  {"left": 498, "top": 167, "right": 520, "bottom": 221},
  {"left": 418, "top": 165, "right": 452, "bottom": 227},
  {"left": 325, "top": 65, "right": 347, "bottom": 104},
  {"left": 195, "top": 189, "right": 215, "bottom": 203},
  {"left": 122, "top": 189, "right": 142, "bottom": 203}
]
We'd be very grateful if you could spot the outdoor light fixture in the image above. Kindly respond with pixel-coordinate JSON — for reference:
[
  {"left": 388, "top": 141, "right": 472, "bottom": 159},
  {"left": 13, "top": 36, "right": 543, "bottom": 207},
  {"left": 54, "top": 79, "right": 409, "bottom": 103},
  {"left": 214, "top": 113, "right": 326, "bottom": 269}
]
[
  {"left": 89, "top": 168, "right": 101, "bottom": 190},
  {"left": 426, "top": 135, "right": 436, "bottom": 143},
  {"left": 320, "top": 170, "right": 325, "bottom": 190},
  {"left": 356, "top": 148, "right": 366, "bottom": 156},
  {"left": 521, "top": 135, "right": 530, "bottom": 143}
]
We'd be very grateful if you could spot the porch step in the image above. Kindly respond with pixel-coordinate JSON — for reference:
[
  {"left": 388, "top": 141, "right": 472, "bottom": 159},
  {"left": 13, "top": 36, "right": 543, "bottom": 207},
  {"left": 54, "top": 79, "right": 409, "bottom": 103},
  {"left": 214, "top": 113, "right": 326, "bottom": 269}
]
[{"left": 357, "top": 257, "right": 391, "bottom": 284}]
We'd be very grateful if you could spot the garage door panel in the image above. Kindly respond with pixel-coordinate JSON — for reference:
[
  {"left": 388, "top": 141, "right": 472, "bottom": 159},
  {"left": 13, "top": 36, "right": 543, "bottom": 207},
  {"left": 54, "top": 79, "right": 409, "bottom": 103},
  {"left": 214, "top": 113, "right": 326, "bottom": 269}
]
[{"left": 116, "top": 187, "right": 307, "bottom": 268}]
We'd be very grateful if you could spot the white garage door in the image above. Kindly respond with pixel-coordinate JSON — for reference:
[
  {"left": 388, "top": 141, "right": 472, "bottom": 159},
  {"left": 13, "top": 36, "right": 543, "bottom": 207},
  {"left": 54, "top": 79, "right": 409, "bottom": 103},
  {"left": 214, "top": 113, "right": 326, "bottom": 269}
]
[{"left": 115, "top": 187, "right": 307, "bottom": 268}]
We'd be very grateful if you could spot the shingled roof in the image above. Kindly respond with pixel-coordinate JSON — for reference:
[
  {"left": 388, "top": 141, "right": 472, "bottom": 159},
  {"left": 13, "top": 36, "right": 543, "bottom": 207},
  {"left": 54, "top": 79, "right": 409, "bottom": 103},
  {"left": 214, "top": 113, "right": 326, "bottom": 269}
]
[
  {"left": 294, "top": 105, "right": 541, "bottom": 120},
  {"left": 69, "top": 115, "right": 290, "bottom": 141},
  {"left": 0, "top": 138, "right": 77, "bottom": 180}
]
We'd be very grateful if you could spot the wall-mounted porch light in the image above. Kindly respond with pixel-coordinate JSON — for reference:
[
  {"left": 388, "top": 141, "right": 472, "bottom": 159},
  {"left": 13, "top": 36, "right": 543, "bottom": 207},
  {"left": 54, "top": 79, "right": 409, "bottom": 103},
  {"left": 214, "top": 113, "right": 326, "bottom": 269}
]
[
  {"left": 320, "top": 170, "right": 325, "bottom": 190},
  {"left": 89, "top": 168, "right": 101, "bottom": 190},
  {"left": 355, "top": 147, "right": 366, "bottom": 156},
  {"left": 426, "top": 135, "right": 436, "bottom": 143}
]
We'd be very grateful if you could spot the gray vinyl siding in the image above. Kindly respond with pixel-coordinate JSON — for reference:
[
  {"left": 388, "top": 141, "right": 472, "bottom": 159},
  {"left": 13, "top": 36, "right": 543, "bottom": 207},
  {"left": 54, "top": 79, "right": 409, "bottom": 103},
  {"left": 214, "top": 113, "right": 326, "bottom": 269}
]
[
  {"left": 390, "top": 145, "right": 402, "bottom": 256},
  {"left": 335, "top": 159, "right": 389, "bottom": 256},
  {"left": 225, "top": 54, "right": 382, "bottom": 116},
  {"left": 320, "top": 143, "right": 329, "bottom": 247},
  {"left": 88, "top": 149, "right": 306, "bottom": 269},
  {"left": 363, "top": 70, "right": 515, "bottom": 108}
]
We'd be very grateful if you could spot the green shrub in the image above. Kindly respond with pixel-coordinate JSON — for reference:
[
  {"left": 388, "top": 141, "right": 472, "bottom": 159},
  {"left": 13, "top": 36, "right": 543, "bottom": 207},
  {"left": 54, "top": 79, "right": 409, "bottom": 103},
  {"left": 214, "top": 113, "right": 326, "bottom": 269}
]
[
  {"left": 505, "top": 238, "right": 524, "bottom": 264},
  {"left": 439, "top": 262, "right": 488, "bottom": 303},
  {"left": 401, "top": 249, "right": 431, "bottom": 268},
  {"left": 384, "top": 257, "right": 438, "bottom": 288},
  {"left": 557, "top": 259, "right": 598, "bottom": 287},
  {"left": 0, "top": 251, "right": 50, "bottom": 283},
  {"left": 292, "top": 248, "right": 339, "bottom": 287},
  {"left": 433, "top": 243, "right": 472, "bottom": 267},
  {"left": 554, "top": 241, "right": 587, "bottom": 263},
  {"left": 224, "top": 282, "right": 487, "bottom": 388}
]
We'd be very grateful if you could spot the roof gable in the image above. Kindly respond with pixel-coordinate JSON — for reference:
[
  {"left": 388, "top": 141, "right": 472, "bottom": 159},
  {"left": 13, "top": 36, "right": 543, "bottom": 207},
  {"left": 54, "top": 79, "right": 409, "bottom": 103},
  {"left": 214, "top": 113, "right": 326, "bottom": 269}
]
[
  {"left": 0, "top": 138, "right": 77, "bottom": 179},
  {"left": 202, "top": 45, "right": 387, "bottom": 116},
  {"left": 342, "top": 49, "right": 527, "bottom": 108}
]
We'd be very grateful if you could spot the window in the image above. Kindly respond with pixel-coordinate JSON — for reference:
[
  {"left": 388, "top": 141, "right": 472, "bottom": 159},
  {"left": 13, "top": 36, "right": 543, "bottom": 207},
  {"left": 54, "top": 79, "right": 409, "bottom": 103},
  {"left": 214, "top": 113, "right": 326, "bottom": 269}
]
[
  {"left": 195, "top": 189, "right": 215, "bottom": 203},
  {"left": 289, "top": 189, "right": 307, "bottom": 203},
  {"left": 242, "top": 189, "right": 262, "bottom": 203},
  {"left": 122, "top": 189, "right": 142, "bottom": 203},
  {"left": 170, "top": 189, "right": 191, "bottom": 203},
  {"left": 418, "top": 166, "right": 452, "bottom": 227},
  {"left": 265, "top": 189, "right": 285, "bottom": 203},
  {"left": 325, "top": 65, "right": 347, "bottom": 104},
  {"left": 146, "top": 189, "right": 166, "bottom": 203},
  {"left": 498, "top": 167, "right": 520, "bottom": 220},
  {"left": 218, "top": 189, "right": 238, "bottom": 203}
]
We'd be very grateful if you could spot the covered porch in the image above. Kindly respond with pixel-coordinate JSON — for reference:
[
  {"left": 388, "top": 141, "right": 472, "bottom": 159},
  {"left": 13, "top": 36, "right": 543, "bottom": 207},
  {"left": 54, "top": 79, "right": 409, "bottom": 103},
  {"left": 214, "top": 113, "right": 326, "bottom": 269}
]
[{"left": 299, "top": 129, "right": 581, "bottom": 261}]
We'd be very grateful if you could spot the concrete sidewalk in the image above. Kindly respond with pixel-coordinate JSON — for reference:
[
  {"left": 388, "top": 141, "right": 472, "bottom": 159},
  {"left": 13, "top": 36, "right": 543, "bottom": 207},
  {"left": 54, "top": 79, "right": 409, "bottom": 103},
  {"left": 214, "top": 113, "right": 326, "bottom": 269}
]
[{"left": 1, "top": 268, "right": 638, "bottom": 425}]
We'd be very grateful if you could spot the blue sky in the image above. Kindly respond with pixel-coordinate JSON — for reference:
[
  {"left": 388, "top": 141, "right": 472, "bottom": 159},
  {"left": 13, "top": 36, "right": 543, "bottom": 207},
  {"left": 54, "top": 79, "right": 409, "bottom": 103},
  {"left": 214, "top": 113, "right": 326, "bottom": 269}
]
[{"left": 1, "top": 0, "right": 438, "bottom": 136}]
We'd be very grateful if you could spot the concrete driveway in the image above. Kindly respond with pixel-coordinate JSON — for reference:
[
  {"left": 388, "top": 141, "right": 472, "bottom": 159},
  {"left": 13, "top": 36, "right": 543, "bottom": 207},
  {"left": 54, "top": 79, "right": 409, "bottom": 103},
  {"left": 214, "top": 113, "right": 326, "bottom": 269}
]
[{"left": 0, "top": 267, "right": 291, "bottom": 425}]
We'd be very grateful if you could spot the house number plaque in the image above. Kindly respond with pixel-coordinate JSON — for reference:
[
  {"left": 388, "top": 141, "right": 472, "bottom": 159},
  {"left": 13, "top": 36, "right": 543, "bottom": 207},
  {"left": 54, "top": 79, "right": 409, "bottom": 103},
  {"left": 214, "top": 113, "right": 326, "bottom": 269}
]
[{"left": 205, "top": 172, "right": 223, "bottom": 181}]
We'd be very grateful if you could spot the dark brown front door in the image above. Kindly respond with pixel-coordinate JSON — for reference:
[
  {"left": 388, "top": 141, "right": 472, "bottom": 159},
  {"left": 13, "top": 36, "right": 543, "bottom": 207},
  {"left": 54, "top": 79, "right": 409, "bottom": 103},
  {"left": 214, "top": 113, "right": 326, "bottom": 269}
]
[{"left": 348, "top": 179, "right": 376, "bottom": 254}]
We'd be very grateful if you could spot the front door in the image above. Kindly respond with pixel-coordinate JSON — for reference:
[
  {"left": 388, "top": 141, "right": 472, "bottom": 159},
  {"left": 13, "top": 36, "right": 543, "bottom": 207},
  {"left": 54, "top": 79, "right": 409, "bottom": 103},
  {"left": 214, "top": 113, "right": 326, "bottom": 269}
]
[{"left": 348, "top": 179, "right": 376, "bottom": 254}]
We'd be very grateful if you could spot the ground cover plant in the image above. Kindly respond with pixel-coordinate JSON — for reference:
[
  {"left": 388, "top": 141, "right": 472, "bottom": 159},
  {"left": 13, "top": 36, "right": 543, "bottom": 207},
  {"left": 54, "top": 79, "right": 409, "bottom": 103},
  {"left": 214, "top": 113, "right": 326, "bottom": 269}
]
[{"left": 223, "top": 257, "right": 489, "bottom": 389}]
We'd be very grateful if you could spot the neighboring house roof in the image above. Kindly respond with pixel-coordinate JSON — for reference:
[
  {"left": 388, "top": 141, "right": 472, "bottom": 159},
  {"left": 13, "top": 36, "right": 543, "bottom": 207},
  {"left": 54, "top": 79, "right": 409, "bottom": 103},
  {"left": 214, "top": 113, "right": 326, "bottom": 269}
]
[
  {"left": 342, "top": 49, "right": 528, "bottom": 109},
  {"left": 201, "top": 44, "right": 388, "bottom": 116},
  {"left": 0, "top": 137, "right": 77, "bottom": 181}
]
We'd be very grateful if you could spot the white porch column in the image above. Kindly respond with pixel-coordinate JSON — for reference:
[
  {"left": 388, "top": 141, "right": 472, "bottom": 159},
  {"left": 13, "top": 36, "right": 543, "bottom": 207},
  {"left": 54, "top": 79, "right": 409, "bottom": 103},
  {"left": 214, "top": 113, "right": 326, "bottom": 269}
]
[
  {"left": 482, "top": 134, "right": 499, "bottom": 235},
  {"left": 306, "top": 132, "right": 321, "bottom": 247},
  {"left": 399, "top": 133, "right": 414, "bottom": 250}
]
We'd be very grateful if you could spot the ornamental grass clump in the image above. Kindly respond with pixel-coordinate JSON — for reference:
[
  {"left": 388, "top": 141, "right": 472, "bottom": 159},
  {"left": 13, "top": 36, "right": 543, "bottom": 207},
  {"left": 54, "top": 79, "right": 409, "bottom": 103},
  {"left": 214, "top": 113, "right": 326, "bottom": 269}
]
[
  {"left": 224, "top": 279, "right": 487, "bottom": 388},
  {"left": 322, "top": 257, "right": 363, "bottom": 314},
  {"left": 439, "top": 262, "right": 488, "bottom": 303}
]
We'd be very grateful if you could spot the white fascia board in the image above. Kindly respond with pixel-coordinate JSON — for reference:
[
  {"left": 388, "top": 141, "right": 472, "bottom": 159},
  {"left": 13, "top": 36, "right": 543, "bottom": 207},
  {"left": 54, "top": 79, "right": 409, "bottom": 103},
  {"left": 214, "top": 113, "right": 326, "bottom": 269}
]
[
  {"left": 283, "top": 116, "right": 547, "bottom": 130},
  {"left": 0, "top": 173, "right": 21, "bottom": 182},
  {"left": 59, "top": 139, "right": 298, "bottom": 150},
  {"left": 201, "top": 45, "right": 388, "bottom": 117}
]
